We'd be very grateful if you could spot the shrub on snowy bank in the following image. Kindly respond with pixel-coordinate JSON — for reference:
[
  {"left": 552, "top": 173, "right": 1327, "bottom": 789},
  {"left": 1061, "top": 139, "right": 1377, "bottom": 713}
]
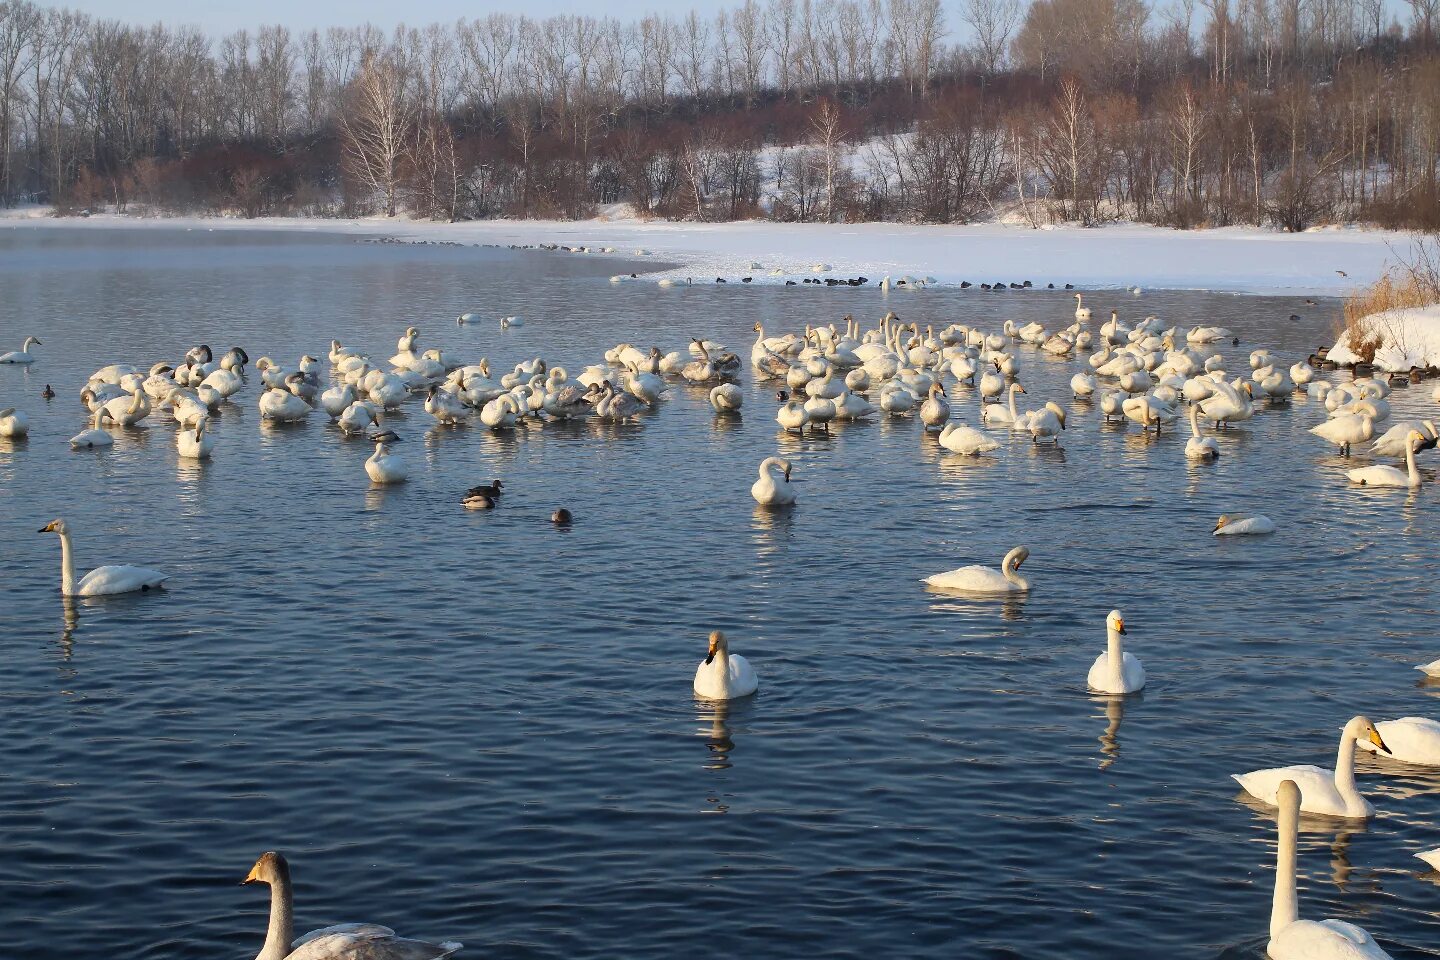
[{"left": 1329, "top": 240, "right": 1440, "bottom": 371}]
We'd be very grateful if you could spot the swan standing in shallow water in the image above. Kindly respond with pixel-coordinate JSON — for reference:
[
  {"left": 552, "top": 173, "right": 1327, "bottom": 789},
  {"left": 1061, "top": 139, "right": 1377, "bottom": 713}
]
[
  {"left": 243, "top": 851, "right": 461, "bottom": 960},
  {"left": 1232, "top": 715, "right": 1389, "bottom": 818},
  {"left": 70, "top": 407, "right": 115, "bottom": 448},
  {"left": 1266, "top": 780, "right": 1393, "bottom": 960},
  {"left": 752, "top": 457, "right": 795, "bottom": 505},
  {"left": 1213, "top": 514, "right": 1275, "bottom": 535},
  {"left": 924, "top": 546, "right": 1029, "bottom": 592},
  {"left": 693, "top": 631, "right": 758, "bottom": 700},
  {"left": 0, "top": 335, "right": 40, "bottom": 363},
  {"left": 1087, "top": 610, "right": 1145, "bottom": 694},
  {"left": 38, "top": 518, "right": 168, "bottom": 597},
  {"left": 365, "top": 432, "right": 409, "bottom": 484}
]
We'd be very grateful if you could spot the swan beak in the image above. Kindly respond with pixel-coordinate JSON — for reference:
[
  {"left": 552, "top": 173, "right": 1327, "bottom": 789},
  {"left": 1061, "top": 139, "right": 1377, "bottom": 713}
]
[
  {"left": 242, "top": 864, "right": 261, "bottom": 885},
  {"left": 1369, "top": 729, "right": 1390, "bottom": 753},
  {"left": 1116, "top": 620, "right": 1126, "bottom": 634},
  {"left": 705, "top": 647, "right": 717, "bottom": 666},
  {"left": 783, "top": 464, "right": 792, "bottom": 482},
  {"left": 38, "top": 523, "right": 53, "bottom": 533}
]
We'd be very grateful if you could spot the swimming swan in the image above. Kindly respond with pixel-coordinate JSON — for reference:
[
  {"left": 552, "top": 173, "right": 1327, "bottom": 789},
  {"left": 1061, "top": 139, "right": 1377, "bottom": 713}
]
[
  {"left": 176, "top": 414, "right": 215, "bottom": 459},
  {"left": 1087, "top": 609, "right": 1145, "bottom": 694},
  {"left": 693, "top": 631, "right": 758, "bottom": 700},
  {"left": 70, "top": 407, "right": 115, "bottom": 448},
  {"left": 365, "top": 432, "right": 409, "bottom": 484},
  {"left": 752, "top": 457, "right": 795, "bottom": 505},
  {"left": 38, "top": 518, "right": 168, "bottom": 597},
  {"left": 1185, "top": 404, "right": 1220, "bottom": 459},
  {"left": 1355, "top": 717, "right": 1440, "bottom": 765},
  {"left": 1266, "top": 780, "right": 1392, "bottom": 960},
  {"left": 1347, "top": 431, "right": 1423, "bottom": 488},
  {"left": 1213, "top": 514, "right": 1275, "bottom": 535},
  {"left": 243, "top": 851, "right": 461, "bottom": 960},
  {"left": 0, "top": 336, "right": 40, "bottom": 364},
  {"left": 924, "top": 546, "right": 1029, "bottom": 593},
  {"left": 0, "top": 407, "right": 29, "bottom": 438},
  {"left": 1232, "top": 715, "right": 1389, "bottom": 818}
]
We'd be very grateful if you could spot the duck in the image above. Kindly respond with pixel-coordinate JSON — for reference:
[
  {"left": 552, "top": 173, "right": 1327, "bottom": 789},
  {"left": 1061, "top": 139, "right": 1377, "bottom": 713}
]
[
  {"left": 710, "top": 383, "right": 743, "bottom": 413},
  {"left": 1354, "top": 717, "right": 1440, "bottom": 765},
  {"left": 1346, "top": 430, "right": 1423, "bottom": 488},
  {"left": 552, "top": 508, "right": 572, "bottom": 524},
  {"left": 1185, "top": 404, "right": 1220, "bottom": 459},
  {"left": 365, "top": 432, "right": 409, "bottom": 484},
  {"left": 1213, "top": 514, "right": 1275, "bottom": 535},
  {"left": 1265, "top": 781, "right": 1393, "bottom": 960},
  {"left": 70, "top": 407, "right": 115, "bottom": 448},
  {"left": 0, "top": 407, "right": 29, "bottom": 438},
  {"left": 467, "top": 480, "right": 503, "bottom": 499},
  {"left": 176, "top": 415, "right": 216, "bottom": 459},
  {"left": 1086, "top": 609, "right": 1145, "bottom": 694},
  {"left": 1232, "top": 716, "right": 1390, "bottom": 818},
  {"left": 0, "top": 335, "right": 41, "bottom": 364},
  {"left": 937, "top": 422, "right": 999, "bottom": 456},
  {"left": 751, "top": 457, "right": 795, "bottom": 505},
  {"left": 462, "top": 491, "right": 494, "bottom": 510},
  {"left": 693, "top": 630, "right": 758, "bottom": 700},
  {"left": 924, "top": 545, "right": 1030, "bottom": 593},
  {"left": 38, "top": 518, "right": 168, "bottom": 596},
  {"left": 243, "top": 851, "right": 461, "bottom": 960}
]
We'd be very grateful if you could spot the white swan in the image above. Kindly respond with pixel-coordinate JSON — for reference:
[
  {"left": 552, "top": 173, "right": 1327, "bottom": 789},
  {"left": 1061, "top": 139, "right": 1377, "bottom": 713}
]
[
  {"left": 244, "top": 851, "right": 461, "bottom": 960},
  {"left": 1356, "top": 717, "right": 1440, "bottom": 765},
  {"left": 365, "top": 432, "right": 409, "bottom": 484},
  {"left": 177, "top": 414, "right": 215, "bottom": 459},
  {"left": 1086, "top": 609, "right": 1145, "bottom": 694},
  {"left": 0, "top": 407, "right": 29, "bottom": 438},
  {"left": 1371, "top": 419, "right": 1437, "bottom": 457},
  {"left": 1185, "top": 404, "right": 1219, "bottom": 459},
  {"left": 937, "top": 422, "right": 999, "bottom": 456},
  {"left": 1266, "top": 780, "right": 1393, "bottom": 960},
  {"left": 693, "top": 631, "right": 758, "bottom": 700},
  {"left": 0, "top": 335, "right": 41, "bottom": 363},
  {"left": 751, "top": 457, "right": 795, "bottom": 505},
  {"left": 1071, "top": 371, "right": 1097, "bottom": 398},
  {"left": 1311, "top": 414, "right": 1374, "bottom": 455},
  {"left": 982, "top": 383, "right": 1026, "bottom": 425},
  {"left": 1027, "top": 401, "right": 1066, "bottom": 443},
  {"left": 70, "top": 407, "right": 115, "bottom": 448},
  {"left": 919, "top": 384, "right": 950, "bottom": 430},
  {"left": 259, "top": 386, "right": 312, "bottom": 422},
  {"left": 1233, "top": 715, "right": 1389, "bottom": 818},
  {"left": 338, "top": 401, "right": 380, "bottom": 435},
  {"left": 1213, "top": 514, "right": 1275, "bottom": 535},
  {"left": 924, "top": 546, "right": 1029, "bottom": 593},
  {"left": 1073, "top": 293, "right": 1092, "bottom": 321},
  {"left": 38, "top": 518, "right": 168, "bottom": 597},
  {"left": 1347, "top": 431, "right": 1423, "bottom": 488},
  {"left": 710, "top": 383, "right": 743, "bottom": 412}
]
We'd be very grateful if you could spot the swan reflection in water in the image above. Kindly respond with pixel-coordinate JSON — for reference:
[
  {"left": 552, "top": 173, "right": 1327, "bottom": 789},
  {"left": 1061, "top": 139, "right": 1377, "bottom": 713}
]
[
  {"left": 921, "top": 587, "right": 1028, "bottom": 623},
  {"left": 695, "top": 695, "right": 755, "bottom": 783},
  {"left": 1234, "top": 794, "right": 1370, "bottom": 890},
  {"left": 55, "top": 597, "right": 78, "bottom": 664},
  {"left": 1091, "top": 694, "right": 1129, "bottom": 770}
]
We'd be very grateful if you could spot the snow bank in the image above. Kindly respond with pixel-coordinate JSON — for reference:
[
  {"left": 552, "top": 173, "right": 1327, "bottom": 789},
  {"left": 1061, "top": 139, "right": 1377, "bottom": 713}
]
[
  {"left": 1327, "top": 303, "right": 1440, "bottom": 371},
  {"left": 0, "top": 208, "right": 1408, "bottom": 296}
]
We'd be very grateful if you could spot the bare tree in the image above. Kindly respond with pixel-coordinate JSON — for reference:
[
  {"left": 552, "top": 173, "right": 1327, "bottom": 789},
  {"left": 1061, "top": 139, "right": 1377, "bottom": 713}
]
[
  {"left": 340, "top": 53, "right": 414, "bottom": 216},
  {"left": 961, "top": 0, "right": 1022, "bottom": 74}
]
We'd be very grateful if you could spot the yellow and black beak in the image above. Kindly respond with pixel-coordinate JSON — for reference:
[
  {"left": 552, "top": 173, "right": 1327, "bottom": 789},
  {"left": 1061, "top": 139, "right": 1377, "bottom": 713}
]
[
  {"left": 241, "top": 865, "right": 260, "bottom": 885},
  {"left": 38, "top": 521, "right": 54, "bottom": 533},
  {"left": 705, "top": 643, "right": 718, "bottom": 666},
  {"left": 1369, "top": 728, "right": 1390, "bottom": 754},
  {"left": 1116, "top": 619, "right": 1126, "bottom": 635}
]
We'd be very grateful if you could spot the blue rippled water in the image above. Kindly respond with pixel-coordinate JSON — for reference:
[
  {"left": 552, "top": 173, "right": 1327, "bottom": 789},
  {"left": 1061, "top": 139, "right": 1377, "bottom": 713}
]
[{"left": 0, "top": 226, "right": 1438, "bottom": 959}]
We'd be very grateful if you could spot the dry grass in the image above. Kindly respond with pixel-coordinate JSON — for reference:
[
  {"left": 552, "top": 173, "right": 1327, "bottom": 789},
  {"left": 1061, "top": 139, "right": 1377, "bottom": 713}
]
[{"left": 1340, "top": 237, "right": 1440, "bottom": 363}]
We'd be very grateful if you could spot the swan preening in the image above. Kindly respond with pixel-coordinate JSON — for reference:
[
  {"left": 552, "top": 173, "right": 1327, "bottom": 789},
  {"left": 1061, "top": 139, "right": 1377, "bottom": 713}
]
[
  {"left": 751, "top": 456, "right": 795, "bottom": 505},
  {"left": 924, "top": 546, "right": 1029, "bottom": 593},
  {"left": 693, "top": 630, "right": 758, "bottom": 700},
  {"left": 1213, "top": 513, "right": 1275, "bottom": 535},
  {"left": 366, "top": 431, "right": 409, "bottom": 484},
  {"left": 1233, "top": 715, "right": 1389, "bottom": 818},
  {"left": 1086, "top": 609, "right": 1145, "bottom": 694},
  {"left": 243, "top": 851, "right": 462, "bottom": 960},
  {"left": 38, "top": 518, "right": 168, "bottom": 597},
  {"left": 1266, "top": 780, "right": 1393, "bottom": 959}
]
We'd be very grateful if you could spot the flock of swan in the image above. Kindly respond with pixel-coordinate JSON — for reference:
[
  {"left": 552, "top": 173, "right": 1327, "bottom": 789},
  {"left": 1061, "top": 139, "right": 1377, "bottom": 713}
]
[{"left": 4, "top": 285, "right": 1440, "bottom": 960}]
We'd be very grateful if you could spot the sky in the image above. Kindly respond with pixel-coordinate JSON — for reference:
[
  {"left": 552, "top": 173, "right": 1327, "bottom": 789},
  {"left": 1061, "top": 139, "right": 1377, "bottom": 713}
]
[{"left": 56, "top": 0, "right": 749, "bottom": 33}]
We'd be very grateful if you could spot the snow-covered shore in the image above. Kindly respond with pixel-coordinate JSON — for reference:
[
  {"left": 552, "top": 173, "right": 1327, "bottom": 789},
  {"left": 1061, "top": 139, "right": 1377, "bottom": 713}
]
[
  {"left": 0, "top": 207, "right": 1412, "bottom": 296},
  {"left": 1328, "top": 303, "right": 1440, "bottom": 371}
]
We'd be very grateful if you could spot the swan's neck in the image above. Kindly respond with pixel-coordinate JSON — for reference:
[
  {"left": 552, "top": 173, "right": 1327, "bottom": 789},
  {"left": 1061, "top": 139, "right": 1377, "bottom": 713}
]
[
  {"left": 1009, "top": 389, "right": 1019, "bottom": 419},
  {"left": 1406, "top": 441, "right": 1419, "bottom": 485},
  {"left": 57, "top": 530, "right": 77, "bottom": 597},
  {"left": 1105, "top": 626, "right": 1125, "bottom": 687},
  {"left": 1270, "top": 791, "right": 1299, "bottom": 938},
  {"left": 1333, "top": 725, "right": 1363, "bottom": 810},
  {"left": 1003, "top": 557, "right": 1028, "bottom": 590},
  {"left": 1188, "top": 404, "right": 1202, "bottom": 439},
  {"left": 257, "top": 877, "right": 294, "bottom": 960}
]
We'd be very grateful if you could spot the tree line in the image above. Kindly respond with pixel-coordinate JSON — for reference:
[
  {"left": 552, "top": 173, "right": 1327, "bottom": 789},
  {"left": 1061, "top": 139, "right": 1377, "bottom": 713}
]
[{"left": 2, "top": 0, "right": 1439, "bottom": 229}]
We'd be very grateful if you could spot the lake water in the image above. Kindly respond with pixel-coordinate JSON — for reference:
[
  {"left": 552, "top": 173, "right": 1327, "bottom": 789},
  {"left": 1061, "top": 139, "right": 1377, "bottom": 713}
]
[{"left": 1, "top": 225, "right": 1438, "bottom": 960}]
